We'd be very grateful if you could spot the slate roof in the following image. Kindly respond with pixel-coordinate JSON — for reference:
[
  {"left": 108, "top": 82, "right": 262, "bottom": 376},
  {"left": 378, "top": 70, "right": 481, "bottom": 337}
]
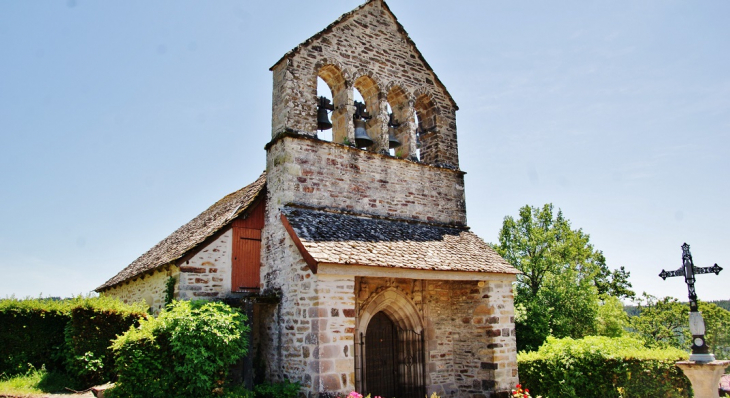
[
  {"left": 281, "top": 206, "right": 519, "bottom": 274},
  {"left": 270, "top": 0, "right": 458, "bottom": 110},
  {"left": 96, "top": 172, "right": 266, "bottom": 291}
]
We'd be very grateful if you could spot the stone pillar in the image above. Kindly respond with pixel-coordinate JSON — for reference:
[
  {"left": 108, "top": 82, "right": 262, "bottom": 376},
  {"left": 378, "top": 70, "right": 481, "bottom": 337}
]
[{"left": 676, "top": 360, "right": 729, "bottom": 398}]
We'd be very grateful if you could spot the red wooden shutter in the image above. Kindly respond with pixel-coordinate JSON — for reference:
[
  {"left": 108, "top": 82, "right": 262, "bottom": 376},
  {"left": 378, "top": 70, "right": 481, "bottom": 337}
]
[{"left": 231, "top": 200, "right": 265, "bottom": 291}]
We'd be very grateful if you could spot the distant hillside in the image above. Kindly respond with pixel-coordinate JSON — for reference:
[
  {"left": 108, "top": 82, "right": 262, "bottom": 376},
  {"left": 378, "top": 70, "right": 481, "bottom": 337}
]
[{"left": 624, "top": 299, "right": 730, "bottom": 316}]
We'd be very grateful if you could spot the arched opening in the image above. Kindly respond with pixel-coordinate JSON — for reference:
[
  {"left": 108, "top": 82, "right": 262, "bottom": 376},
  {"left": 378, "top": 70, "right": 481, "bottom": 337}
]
[
  {"left": 353, "top": 75, "right": 381, "bottom": 151},
  {"left": 357, "top": 288, "right": 426, "bottom": 398},
  {"left": 316, "top": 76, "right": 334, "bottom": 141},
  {"left": 387, "top": 85, "right": 412, "bottom": 159},
  {"left": 317, "top": 64, "right": 348, "bottom": 144},
  {"left": 414, "top": 94, "right": 438, "bottom": 164}
]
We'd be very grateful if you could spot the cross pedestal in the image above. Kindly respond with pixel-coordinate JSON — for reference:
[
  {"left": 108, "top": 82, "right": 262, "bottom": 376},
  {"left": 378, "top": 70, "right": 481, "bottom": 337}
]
[{"left": 676, "top": 360, "right": 729, "bottom": 398}]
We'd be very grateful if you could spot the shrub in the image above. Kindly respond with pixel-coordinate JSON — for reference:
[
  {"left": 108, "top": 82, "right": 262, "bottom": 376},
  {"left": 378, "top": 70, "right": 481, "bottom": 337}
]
[
  {"left": 518, "top": 336, "right": 691, "bottom": 398},
  {"left": 63, "top": 296, "right": 147, "bottom": 386},
  {"left": 109, "top": 300, "right": 250, "bottom": 398},
  {"left": 0, "top": 298, "right": 71, "bottom": 376},
  {"left": 0, "top": 296, "right": 147, "bottom": 385},
  {"left": 253, "top": 380, "right": 300, "bottom": 398}
]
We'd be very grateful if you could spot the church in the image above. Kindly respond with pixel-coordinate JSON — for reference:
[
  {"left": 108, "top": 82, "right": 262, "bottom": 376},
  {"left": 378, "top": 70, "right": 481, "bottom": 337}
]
[{"left": 97, "top": 1, "right": 520, "bottom": 397}]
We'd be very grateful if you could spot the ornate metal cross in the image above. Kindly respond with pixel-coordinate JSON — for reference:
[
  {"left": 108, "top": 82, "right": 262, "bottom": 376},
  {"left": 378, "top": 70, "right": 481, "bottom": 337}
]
[{"left": 659, "top": 243, "right": 723, "bottom": 361}]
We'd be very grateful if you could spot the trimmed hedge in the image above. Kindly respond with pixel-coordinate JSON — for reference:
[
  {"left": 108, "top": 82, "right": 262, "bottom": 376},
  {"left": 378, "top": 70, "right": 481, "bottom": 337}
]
[
  {"left": 108, "top": 300, "right": 250, "bottom": 398},
  {"left": 0, "top": 296, "right": 147, "bottom": 384},
  {"left": 0, "top": 298, "right": 70, "bottom": 375},
  {"left": 518, "top": 336, "right": 692, "bottom": 398},
  {"left": 64, "top": 296, "right": 148, "bottom": 385}
]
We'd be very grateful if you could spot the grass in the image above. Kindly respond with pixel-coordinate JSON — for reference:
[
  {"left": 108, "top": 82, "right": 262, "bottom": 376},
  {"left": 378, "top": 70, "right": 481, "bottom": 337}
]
[{"left": 0, "top": 367, "right": 73, "bottom": 397}]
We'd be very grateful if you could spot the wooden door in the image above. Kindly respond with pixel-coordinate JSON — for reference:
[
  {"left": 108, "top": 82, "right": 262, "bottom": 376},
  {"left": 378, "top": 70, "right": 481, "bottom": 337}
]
[{"left": 231, "top": 200, "right": 264, "bottom": 291}]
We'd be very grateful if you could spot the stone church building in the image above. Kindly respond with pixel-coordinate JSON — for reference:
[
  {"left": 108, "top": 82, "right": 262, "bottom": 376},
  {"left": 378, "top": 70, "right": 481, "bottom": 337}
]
[{"left": 97, "top": 1, "right": 520, "bottom": 397}]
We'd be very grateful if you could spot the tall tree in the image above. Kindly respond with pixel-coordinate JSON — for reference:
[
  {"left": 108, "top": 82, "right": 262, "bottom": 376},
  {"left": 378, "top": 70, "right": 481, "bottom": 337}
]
[{"left": 495, "top": 204, "right": 634, "bottom": 351}]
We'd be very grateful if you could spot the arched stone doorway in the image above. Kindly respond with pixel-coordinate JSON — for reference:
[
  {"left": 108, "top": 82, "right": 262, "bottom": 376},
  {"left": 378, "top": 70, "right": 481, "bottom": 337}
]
[
  {"left": 358, "top": 288, "right": 426, "bottom": 398},
  {"left": 365, "top": 312, "right": 398, "bottom": 398}
]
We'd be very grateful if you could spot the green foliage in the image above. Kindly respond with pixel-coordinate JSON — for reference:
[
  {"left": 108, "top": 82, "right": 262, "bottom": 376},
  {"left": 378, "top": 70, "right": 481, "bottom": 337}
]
[
  {"left": 253, "top": 381, "right": 301, "bottom": 398},
  {"left": 709, "top": 300, "right": 730, "bottom": 311},
  {"left": 0, "top": 298, "right": 70, "bottom": 376},
  {"left": 629, "top": 293, "right": 730, "bottom": 359},
  {"left": 495, "top": 204, "right": 634, "bottom": 351},
  {"left": 164, "top": 276, "right": 176, "bottom": 307},
  {"left": 64, "top": 297, "right": 147, "bottom": 386},
  {"left": 0, "top": 365, "right": 75, "bottom": 395},
  {"left": 0, "top": 295, "right": 146, "bottom": 380},
  {"left": 595, "top": 295, "right": 629, "bottom": 338},
  {"left": 109, "top": 300, "right": 250, "bottom": 398},
  {"left": 518, "top": 336, "right": 691, "bottom": 398}
]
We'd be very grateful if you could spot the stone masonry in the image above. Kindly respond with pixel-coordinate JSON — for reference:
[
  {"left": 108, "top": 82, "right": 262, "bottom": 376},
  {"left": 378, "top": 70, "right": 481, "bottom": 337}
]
[
  {"left": 103, "top": 266, "right": 178, "bottom": 314},
  {"left": 98, "top": 2, "right": 520, "bottom": 397},
  {"left": 177, "top": 230, "right": 233, "bottom": 300},
  {"left": 271, "top": 0, "right": 459, "bottom": 169}
]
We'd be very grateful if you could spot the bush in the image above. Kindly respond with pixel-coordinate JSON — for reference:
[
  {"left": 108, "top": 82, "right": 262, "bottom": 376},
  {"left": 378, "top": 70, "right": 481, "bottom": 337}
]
[
  {"left": 0, "top": 296, "right": 147, "bottom": 385},
  {"left": 64, "top": 296, "right": 147, "bottom": 386},
  {"left": 109, "top": 300, "right": 250, "bottom": 398},
  {"left": 253, "top": 381, "right": 300, "bottom": 398},
  {"left": 518, "top": 336, "right": 691, "bottom": 398},
  {"left": 0, "top": 298, "right": 71, "bottom": 376}
]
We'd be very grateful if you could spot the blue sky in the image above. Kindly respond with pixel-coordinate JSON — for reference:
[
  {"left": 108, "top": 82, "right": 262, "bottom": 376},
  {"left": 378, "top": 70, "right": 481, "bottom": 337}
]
[{"left": 1, "top": 0, "right": 728, "bottom": 301}]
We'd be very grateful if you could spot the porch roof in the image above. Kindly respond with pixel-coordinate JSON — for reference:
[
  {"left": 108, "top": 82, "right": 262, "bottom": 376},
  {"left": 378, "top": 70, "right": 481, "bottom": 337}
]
[{"left": 280, "top": 206, "right": 519, "bottom": 275}]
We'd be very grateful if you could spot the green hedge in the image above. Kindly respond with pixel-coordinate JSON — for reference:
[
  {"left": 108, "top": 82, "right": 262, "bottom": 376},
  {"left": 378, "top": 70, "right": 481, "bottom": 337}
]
[
  {"left": 0, "top": 296, "right": 147, "bottom": 384},
  {"left": 0, "top": 298, "right": 70, "bottom": 375},
  {"left": 108, "top": 300, "right": 250, "bottom": 398},
  {"left": 518, "top": 336, "right": 692, "bottom": 398},
  {"left": 64, "top": 296, "right": 147, "bottom": 385}
]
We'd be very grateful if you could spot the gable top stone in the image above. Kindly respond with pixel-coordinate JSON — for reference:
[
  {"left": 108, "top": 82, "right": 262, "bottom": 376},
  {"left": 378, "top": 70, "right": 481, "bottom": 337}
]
[
  {"left": 270, "top": 0, "right": 458, "bottom": 110},
  {"left": 96, "top": 172, "right": 266, "bottom": 292}
]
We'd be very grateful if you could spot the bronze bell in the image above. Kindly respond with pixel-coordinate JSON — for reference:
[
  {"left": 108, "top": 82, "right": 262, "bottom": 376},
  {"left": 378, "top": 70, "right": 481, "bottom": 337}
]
[
  {"left": 354, "top": 119, "right": 374, "bottom": 147},
  {"left": 387, "top": 113, "right": 402, "bottom": 149},
  {"left": 352, "top": 101, "right": 374, "bottom": 148},
  {"left": 317, "top": 96, "right": 333, "bottom": 131}
]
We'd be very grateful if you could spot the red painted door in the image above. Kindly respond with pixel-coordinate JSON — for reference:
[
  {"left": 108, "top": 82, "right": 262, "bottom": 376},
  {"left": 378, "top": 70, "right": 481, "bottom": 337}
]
[{"left": 231, "top": 200, "right": 265, "bottom": 291}]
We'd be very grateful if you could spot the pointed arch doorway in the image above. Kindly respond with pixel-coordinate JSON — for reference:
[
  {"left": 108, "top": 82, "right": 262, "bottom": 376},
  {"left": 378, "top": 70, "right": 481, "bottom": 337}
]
[{"left": 358, "top": 289, "right": 426, "bottom": 398}]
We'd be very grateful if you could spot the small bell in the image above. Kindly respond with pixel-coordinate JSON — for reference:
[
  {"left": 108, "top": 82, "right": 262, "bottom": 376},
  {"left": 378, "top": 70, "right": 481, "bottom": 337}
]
[{"left": 317, "top": 96, "right": 333, "bottom": 131}]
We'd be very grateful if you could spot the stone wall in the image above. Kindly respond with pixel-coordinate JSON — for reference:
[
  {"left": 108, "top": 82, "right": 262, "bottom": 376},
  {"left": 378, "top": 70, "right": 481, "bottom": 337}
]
[
  {"left": 266, "top": 136, "right": 466, "bottom": 226},
  {"left": 103, "top": 265, "right": 178, "bottom": 314},
  {"left": 271, "top": 0, "right": 460, "bottom": 168},
  {"left": 355, "top": 276, "right": 518, "bottom": 398},
  {"left": 424, "top": 279, "right": 519, "bottom": 397},
  {"left": 178, "top": 229, "right": 233, "bottom": 300}
]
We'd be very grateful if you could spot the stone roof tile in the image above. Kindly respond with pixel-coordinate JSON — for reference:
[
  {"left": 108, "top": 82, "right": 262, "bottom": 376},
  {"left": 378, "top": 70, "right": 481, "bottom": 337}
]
[{"left": 281, "top": 206, "right": 519, "bottom": 274}]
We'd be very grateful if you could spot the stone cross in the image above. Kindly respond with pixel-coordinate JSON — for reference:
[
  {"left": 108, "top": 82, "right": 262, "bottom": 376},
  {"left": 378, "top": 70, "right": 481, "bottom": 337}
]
[{"left": 659, "top": 243, "right": 723, "bottom": 362}]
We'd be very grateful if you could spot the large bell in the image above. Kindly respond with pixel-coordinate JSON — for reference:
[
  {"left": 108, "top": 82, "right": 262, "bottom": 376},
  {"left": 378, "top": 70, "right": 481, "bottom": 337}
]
[
  {"left": 387, "top": 113, "right": 402, "bottom": 149},
  {"left": 353, "top": 119, "right": 374, "bottom": 148},
  {"left": 317, "top": 107, "right": 332, "bottom": 131},
  {"left": 317, "top": 97, "right": 333, "bottom": 131}
]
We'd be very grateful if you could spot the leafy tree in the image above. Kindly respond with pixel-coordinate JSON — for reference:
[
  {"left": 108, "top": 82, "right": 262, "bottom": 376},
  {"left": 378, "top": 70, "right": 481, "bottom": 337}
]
[
  {"left": 629, "top": 293, "right": 730, "bottom": 359},
  {"left": 595, "top": 295, "right": 629, "bottom": 337},
  {"left": 495, "top": 204, "right": 634, "bottom": 351}
]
